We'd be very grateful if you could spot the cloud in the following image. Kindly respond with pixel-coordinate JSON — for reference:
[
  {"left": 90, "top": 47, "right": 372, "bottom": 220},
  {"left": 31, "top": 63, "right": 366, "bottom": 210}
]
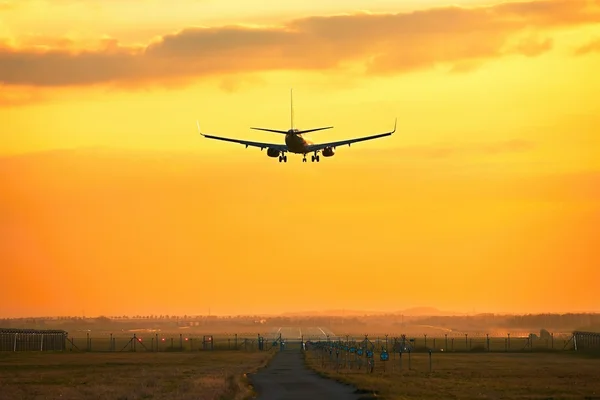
[
  {"left": 0, "top": 1, "right": 15, "bottom": 11},
  {"left": 0, "top": 0, "right": 598, "bottom": 87},
  {"left": 575, "top": 38, "right": 600, "bottom": 55},
  {"left": 218, "top": 74, "right": 266, "bottom": 93},
  {"left": 512, "top": 35, "right": 554, "bottom": 57},
  {"left": 449, "top": 60, "right": 485, "bottom": 74},
  {"left": 12, "top": 34, "right": 78, "bottom": 50},
  {"left": 0, "top": 83, "right": 47, "bottom": 106}
]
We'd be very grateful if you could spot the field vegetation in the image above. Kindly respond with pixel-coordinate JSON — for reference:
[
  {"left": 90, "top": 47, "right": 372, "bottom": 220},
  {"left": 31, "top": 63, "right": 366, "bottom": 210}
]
[
  {"left": 0, "top": 350, "right": 274, "bottom": 400},
  {"left": 305, "top": 349, "right": 600, "bottom": 399}
]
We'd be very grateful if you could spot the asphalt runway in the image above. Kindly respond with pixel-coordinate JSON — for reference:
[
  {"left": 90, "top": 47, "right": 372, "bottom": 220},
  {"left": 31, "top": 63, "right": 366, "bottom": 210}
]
[
  {"left": 250, "top": 350, "right": 364, "bottom": 400},
  {"left": 269, "top": 326, "right": 337, "bottom": 341}
]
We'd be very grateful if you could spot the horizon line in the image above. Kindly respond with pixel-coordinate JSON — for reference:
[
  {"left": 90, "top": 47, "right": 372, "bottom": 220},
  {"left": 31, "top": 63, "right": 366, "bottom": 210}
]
[{"left": 3, "top": 311, "right": 600, "bottom": 319}]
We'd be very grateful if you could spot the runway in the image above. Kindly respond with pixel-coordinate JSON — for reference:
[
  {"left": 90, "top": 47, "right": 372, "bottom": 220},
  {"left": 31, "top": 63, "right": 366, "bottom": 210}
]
[
  {"left": 269, "top": 326, "right": 337, "bottom": 341},
  {"left": 250, "top": 351, "right": 362, "bottom": 400}
]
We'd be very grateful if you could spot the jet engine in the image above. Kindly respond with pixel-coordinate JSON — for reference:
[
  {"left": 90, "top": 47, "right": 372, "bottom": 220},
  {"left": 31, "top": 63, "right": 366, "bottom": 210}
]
[
  {"left": 322, "top": 147, "right": 335, "bottom": 157},
  {"left": 266, "top": 148, "right": 280, "bottom": 158}
]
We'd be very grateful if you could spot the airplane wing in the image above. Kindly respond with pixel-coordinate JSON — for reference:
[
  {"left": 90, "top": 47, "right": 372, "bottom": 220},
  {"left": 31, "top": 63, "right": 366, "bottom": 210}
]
[
  {"left": 197, "top": 121, "right": 288, "bottom": 152},
  {"left": 305, "top": 118, "right": 396, "bottom": 152}
]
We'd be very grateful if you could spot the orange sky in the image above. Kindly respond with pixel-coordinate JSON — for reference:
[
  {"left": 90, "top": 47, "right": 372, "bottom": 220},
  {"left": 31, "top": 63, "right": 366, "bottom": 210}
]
[{"left": 1, "top": 0, "right": 599, "bottom": 317}]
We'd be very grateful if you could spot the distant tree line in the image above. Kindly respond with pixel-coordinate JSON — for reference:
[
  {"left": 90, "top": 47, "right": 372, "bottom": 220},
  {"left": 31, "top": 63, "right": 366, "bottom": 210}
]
[
  {"left": 415, "top": 314, "right": 600, "bottom": 331},
  {"left": 2, "top": 313, "right": 598, "bottom": 333}
]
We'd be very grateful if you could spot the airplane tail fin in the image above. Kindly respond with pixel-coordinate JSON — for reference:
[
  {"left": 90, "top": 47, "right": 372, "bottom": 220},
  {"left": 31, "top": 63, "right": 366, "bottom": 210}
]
[
  {"left": 290, "top": 88, "right": 294, "bottom": 130},
  {"left": 248, "top": 89, "right": 334, "bottom": 135},
  {"left": 289, "top": 89, "right": 333, "bottom": 134}
]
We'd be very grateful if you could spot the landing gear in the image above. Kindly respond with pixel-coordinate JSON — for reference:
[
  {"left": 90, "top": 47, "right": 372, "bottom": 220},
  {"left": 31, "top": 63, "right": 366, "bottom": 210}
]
[
  {"left": 302, "top": 153, "right": 319, "bottom": 163},
  {"left": 278, "top": 155, "right": 287, "bottom": 163}
]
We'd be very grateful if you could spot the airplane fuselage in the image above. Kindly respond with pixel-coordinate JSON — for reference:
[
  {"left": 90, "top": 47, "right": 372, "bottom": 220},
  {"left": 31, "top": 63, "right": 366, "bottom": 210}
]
[{"left": 285, "top": 132, "right": 312, "bottom": 154}]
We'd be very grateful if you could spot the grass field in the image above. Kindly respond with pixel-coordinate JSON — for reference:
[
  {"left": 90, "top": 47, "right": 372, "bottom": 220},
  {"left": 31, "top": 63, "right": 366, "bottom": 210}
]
[
  {"left": 305, "top": 350, "right": 600, "bottom": 399},
  {"left": 0, "top": 351, "right": 274, "bottom": 400}
]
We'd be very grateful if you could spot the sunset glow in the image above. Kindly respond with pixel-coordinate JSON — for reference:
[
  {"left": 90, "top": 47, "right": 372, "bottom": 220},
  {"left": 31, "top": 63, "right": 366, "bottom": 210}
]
[{"left": 1, "top": 0, "right": 599, "bottom": 317}]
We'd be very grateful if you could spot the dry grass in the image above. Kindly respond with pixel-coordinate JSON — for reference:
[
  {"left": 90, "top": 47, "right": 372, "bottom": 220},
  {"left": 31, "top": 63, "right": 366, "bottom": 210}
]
[
  {"left": 305, "top": 350, "right": 600, "bottom": 399},
  {"left": 0, "top": 350, "right": 274, "bottom": 400}
]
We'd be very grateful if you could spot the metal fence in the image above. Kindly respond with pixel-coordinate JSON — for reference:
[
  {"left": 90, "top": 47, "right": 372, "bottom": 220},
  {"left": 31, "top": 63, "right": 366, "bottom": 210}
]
[
  {"left": 61, "top": 333, "right": 271, "bottom": 352},
  {"left": 0, "top": 329, "right": 67, "bottom": 351},
  {"left": 1, "top": 328, "right": 594, "bottom": 354},
  {"left": 0, "top": 329, "right": 274, "bottom": 352},
  {"left": 573, "top": 331, "right": 600, "bottom": 351}
]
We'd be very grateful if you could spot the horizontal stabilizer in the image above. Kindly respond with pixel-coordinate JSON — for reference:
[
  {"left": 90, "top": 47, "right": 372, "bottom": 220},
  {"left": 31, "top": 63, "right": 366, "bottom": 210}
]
[
  {"left": 250, "top": 127, "right": 289, "bottom": 134},
  {"left": 296, "top": 126, "right": 333, "bottom": 134}
]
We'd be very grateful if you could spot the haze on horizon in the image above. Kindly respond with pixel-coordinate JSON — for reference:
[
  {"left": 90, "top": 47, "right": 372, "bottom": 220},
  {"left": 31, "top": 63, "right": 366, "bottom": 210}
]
[{"left": 1, "top": 0, "right": 599, "bottom": 319}]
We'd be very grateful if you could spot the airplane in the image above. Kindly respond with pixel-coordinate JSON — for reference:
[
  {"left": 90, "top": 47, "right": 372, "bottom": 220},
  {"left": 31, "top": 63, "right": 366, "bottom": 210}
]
[{"left": 196, "top": 90, "right": 396, "bottom": 163}]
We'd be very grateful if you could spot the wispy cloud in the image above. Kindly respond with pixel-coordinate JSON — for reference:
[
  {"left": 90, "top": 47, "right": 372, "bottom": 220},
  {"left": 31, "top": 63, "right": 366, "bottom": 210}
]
[
  {"left": 0, "top": 83, "right": 46, "bottom": 106},
  {"left": 0, "top": 0, "right": 598, "bottom": 87},
  {"left": 575, "top": 38, "right": 600, "bottom": 55},
  {"left": 0, "top": 1, "right": 15, "bottom": 11},
  {"left": 513, "top": 35, "right": 554, "bottom": 57}
]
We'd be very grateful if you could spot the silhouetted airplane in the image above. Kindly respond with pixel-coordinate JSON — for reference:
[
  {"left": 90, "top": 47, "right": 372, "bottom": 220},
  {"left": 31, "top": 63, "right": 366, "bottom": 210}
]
[{"left": 196, "top": 90, "right": 396, "bottom": 163}]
